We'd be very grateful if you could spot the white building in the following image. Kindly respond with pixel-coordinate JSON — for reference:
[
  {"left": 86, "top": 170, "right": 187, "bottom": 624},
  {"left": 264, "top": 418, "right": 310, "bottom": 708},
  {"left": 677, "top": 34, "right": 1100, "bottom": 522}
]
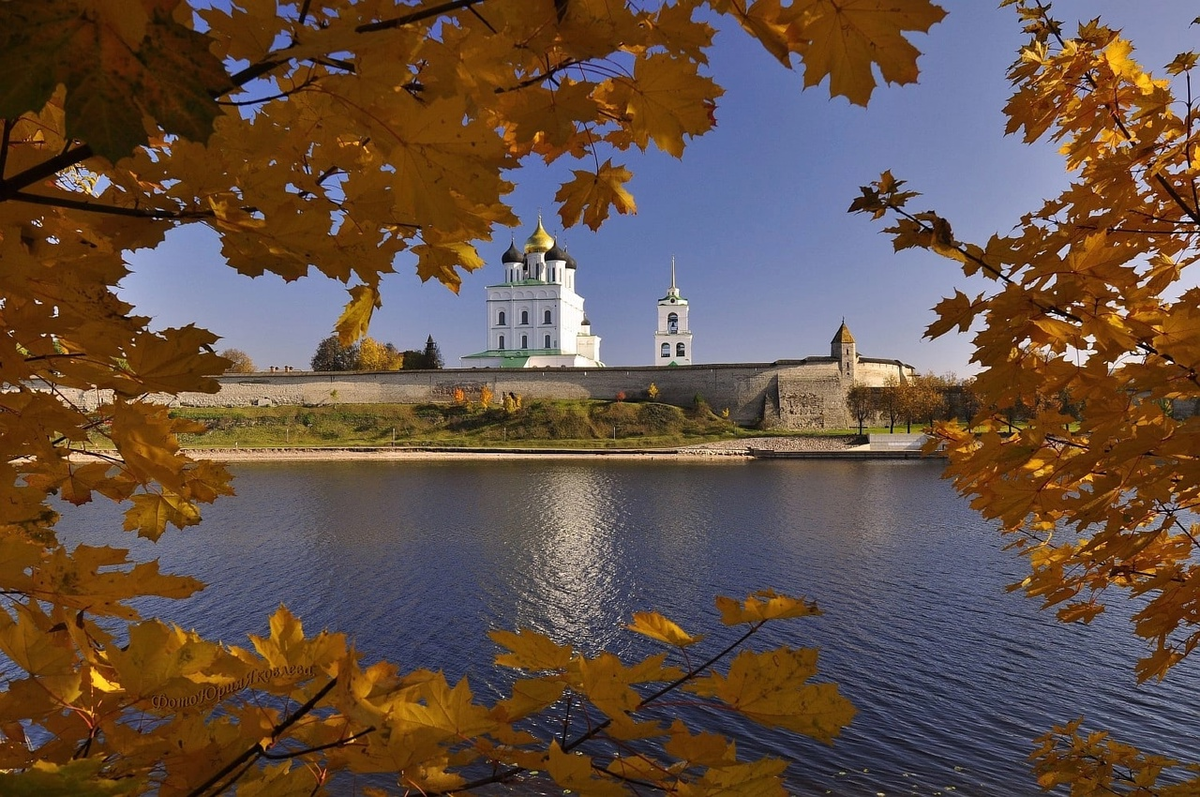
[
  {"left": 654, "top": 258, "right": 692, "bottom": 366},
  {"left": 462, "top": 217, "right": 603, "bottom": 368}
]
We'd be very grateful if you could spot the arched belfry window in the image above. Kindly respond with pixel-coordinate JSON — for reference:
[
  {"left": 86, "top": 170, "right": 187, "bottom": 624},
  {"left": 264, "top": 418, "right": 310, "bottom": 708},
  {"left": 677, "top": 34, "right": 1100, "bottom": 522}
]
[
  {"left": 667, "top": 312, "right": 678, "bottom": 334},
  {"left": 499, "top": 335, "right": 505, "bottom": 350},
  {"left": 521, "top": 335, "right": 528, "bottom": 349},
  {"left": 521, "top": 310, "right": 529, "bottom": 325},
  {"left": 677, "top": 342, "right": 686, "bottom": 357},
  {"left": 544, "top": 309, "right": 552, "bottom": 324},
  {"left": 661, "top": 343, "right": 670, "bottom": 358},
  {"left": 498, "top": 310, "right": 506, "bottom": 326}
]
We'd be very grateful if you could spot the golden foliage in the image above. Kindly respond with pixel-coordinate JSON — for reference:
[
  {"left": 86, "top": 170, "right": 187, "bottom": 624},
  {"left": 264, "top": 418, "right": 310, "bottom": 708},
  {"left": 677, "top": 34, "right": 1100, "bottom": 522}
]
[
  {"left": 854, "top": 2, "right": 1200, "bottom": 791},
  {"left": 0, "top": 0, "right": 946, "bottom": 791}
]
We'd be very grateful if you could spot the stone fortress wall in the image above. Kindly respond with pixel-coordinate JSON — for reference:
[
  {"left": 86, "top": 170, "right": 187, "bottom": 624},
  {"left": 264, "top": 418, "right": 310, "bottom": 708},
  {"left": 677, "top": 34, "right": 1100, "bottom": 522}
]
[
  {"left": 55, "top": 356, "right": 913, "bottom": 430},
  {"left": 50, "top": 320, "right": 914, "bottom": 430}
]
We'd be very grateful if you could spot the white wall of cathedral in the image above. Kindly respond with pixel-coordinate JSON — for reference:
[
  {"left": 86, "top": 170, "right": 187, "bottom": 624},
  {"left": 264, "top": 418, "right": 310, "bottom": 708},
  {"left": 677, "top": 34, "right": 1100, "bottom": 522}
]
[
  {"left": 577, "top": 333, "right": 601, "bottom": 364},
  {"left": 486, "top": 283, "right": 587, "bottom": 353}
]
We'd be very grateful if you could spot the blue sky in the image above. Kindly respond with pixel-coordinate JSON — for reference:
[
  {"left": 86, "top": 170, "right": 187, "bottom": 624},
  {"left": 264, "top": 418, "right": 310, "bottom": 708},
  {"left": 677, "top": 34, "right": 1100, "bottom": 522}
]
[{"left": 121, "top": 2, "right": 1196, "bottom": 375}]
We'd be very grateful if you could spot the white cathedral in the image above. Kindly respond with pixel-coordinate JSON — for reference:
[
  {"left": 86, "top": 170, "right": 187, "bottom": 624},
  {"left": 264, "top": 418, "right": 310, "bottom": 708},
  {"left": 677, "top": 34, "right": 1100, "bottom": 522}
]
[
  {"left": 463, "top": 217, "right": 605, "bottom": 368},
  {"left": 463, "top": 218, "right": 698, "bottom": 369}
]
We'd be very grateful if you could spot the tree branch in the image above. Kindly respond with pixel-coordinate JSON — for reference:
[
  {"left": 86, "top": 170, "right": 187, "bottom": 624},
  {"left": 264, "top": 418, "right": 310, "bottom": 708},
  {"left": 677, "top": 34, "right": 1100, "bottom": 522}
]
[
  {"left": 9, "top": 190, "right": 204, "bottom": 220},
  {"left": 446, "top": 623, "right": 767, "bottom": 795},
  {"left": 259, "top": 726, "right": 376, "bottom": 760},
  {"left": 0, "top": 119, "right": 12, "bottom": 180},
  {"left": 227, "top": 0, "right": 487, "bottom": 89},
  {"left": 186, "top": 677, "right": 339, "bottom": 797},
  {"left": 0, "top": 144, "right": 94, "bottom": 199}
]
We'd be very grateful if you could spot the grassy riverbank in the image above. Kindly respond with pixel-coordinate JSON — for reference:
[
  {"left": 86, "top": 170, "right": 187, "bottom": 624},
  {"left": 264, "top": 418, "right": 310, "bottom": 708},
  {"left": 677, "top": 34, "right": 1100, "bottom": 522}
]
[
  {"left": 169, "top": 400, "right": 861, "bottom": 449},
  {"left": 173, "top": 400, "right": 729, "bottom": 449}
]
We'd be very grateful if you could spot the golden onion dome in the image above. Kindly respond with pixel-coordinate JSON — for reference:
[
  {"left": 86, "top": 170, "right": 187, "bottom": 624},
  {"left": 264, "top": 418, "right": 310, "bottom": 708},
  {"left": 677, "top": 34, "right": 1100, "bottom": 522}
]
[{"left": 524, "top": 216, "right": 555, "bottom": 253}]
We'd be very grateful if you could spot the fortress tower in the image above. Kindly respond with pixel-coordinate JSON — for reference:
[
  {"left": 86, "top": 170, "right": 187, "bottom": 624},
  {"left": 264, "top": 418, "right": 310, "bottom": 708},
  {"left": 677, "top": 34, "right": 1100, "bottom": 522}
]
[
  {"left": 654, "top": 258, "right": 692, "bottom": 366},
  {"left": 831, "top": 319, "right": 857, "bottom": 382}
]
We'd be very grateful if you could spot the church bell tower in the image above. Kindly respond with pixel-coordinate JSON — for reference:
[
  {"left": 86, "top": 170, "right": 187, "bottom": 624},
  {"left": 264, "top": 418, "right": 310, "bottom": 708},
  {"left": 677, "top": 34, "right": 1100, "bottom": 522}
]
[{"left": 654, "top": 258, "right": 692, "bottom": 366}]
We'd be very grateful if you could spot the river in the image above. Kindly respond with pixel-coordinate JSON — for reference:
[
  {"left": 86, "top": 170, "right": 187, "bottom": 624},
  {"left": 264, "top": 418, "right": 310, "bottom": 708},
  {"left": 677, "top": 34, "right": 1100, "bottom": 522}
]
[{"left": 54, "top": 458, "right": 1199, "bottom": 795}]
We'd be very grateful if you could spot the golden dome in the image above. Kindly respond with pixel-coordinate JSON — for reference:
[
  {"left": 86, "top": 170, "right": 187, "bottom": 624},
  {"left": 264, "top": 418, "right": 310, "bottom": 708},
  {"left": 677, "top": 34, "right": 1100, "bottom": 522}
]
[{"left": 524, "top": 216, "right": 555, "bottom": 254}]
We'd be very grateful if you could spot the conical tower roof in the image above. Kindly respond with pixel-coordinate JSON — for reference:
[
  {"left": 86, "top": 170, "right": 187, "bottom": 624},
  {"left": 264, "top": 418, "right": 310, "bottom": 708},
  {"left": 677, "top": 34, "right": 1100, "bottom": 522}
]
[{"left": 831, "top": 319, "right": 855, "bottom": 345}]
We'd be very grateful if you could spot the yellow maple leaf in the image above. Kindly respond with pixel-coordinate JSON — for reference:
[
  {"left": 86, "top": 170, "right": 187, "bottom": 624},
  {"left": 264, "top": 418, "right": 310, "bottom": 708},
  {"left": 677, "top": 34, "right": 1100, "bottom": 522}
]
[
  {"left": 675, "top": 757, "right": 790, "bottom": 797},
  {"left": 576, "top": 652, "right": 643, "bottom": 719},
  {"left": 122, "top": 492, "right": 202, "bottom": 540},
  {"left": 715, "top": 590, "right": 821, "bottom": 625},
  {"left": 544, "top": 741, "right": 627, "bottom": 797},
  {"left": 492, "top": 677, "right": 566, "bottom": 722},
  {"left": 336, "top": 284, "right": 381, "bottom": 346},
  {"left": 626, "top": 53, "right": 722, "bottom": 157},
  {"left": 555, "top": 160, "right": 637, "bottom": 231},
  {"left": 790, "top": 0, "right": 947, "bottom": 106},
  {"left": 490, "top": 628, "right": 575, "bottom": 671},
  {"left": 627, "top": 611, "right": 704, "bottom": 647},
  {"left": 686, "top": 648, "right": 855, "bottom": 743}
]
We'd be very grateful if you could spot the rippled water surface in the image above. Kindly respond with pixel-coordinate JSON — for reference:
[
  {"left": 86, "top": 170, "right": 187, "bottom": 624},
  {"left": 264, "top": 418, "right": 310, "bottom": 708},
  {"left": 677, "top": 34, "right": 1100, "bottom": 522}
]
[{"left": 56, "top": 459, "right": 1199, "bottom": 795}]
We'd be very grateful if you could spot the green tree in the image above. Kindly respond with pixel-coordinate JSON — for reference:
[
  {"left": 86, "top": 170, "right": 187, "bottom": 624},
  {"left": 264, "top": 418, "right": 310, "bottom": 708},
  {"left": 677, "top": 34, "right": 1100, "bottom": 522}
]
[
  {"left": 310, "top": 335, "right": 361, "bottom": 371},
  {"left": 902, "top": 373, "right": 946, "bottom": 433},
  {"left": 845, "top": 382, "right": 876, "bottom": 435},
  {"left": 401, "top": 349, "right": 426, "bottom": 369},
  {"left": 423, "top": 335, "right": 445, "bottom": 369},
  {"left": 878, "top": 375, "right": 902, "bottom": 433},
  {"left": 219, "top": 348, "right": 256, "bottom": 373}
]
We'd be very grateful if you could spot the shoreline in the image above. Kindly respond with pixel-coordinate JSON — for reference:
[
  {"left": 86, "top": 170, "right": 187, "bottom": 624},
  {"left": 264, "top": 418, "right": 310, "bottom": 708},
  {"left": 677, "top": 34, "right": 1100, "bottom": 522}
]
[{"left": 175, "top": 436, "right": 940, "bottom": 462}]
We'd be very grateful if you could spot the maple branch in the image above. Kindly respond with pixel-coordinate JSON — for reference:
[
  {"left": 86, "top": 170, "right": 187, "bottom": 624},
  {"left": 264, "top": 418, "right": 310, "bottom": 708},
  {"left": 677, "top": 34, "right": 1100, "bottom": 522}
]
[
  {"left": 496, "top": 58, "right": 585, "bottom": 95},
  {"left": 0, "top": 144, "right": 93, "bottom": 200},
  {"left": 186, "top": 677, "right": 339, "bottom": 797},
  {"left": 8, "top": 190, "right": 205, "bottom": 220},
  {"left": 444, "top": 623, "right": 767, "bottom": 795},
  {"left": 227, "top": 0, "right": 489, "bottom": 89},
  {"left": 877, "top": 198, "right": 1200, "bottom": 389},
  {"left": 259, "top": 726, "right": 376, "bottom": 759},
  {"left": 357, "top": 0, "right": 487, "bottom": 33},
  {"left": 467, "top": 5, "right": 498, "bottom": 34},
  {"left": 0, "top": 119, "right": 12, "bottom": 180},
  {"left": 217, "top": 74, "right": 322, "bottom": 107},
  {"left": 559, "top": 624, "right": 763, "bottom": 748}
]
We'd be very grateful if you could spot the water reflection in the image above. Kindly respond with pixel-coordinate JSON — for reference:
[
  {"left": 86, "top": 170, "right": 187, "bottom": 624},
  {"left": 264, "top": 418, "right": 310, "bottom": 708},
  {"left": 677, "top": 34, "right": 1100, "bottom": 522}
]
[{"left": 49, "top": 459, "right": 1200, "bottom": 796}]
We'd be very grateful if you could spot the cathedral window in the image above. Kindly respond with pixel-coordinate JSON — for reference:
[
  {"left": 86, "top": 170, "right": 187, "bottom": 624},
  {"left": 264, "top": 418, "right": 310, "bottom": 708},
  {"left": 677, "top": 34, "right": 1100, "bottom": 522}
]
[
  {"left": 498, "top": 311, "right": 505, "bottom": 326},
  {"left": 498, "top": 335, "right": 505, "bottom": 350},
  {"left": 667, "top": 312, "right": 678, "bottom": 333},
  {"left": 676, "top": 342, "right": 686, "bottom": 357},
  {"left": 544, "top": 309, "right": 552, "bottom": 324},
  {"left": 661, "top": 343, "right": 670, "bottom": 358},
  {"left": 544, "top": 334, "right": 551, "bottom": 348},
  {"left": 521, "top": 335, "right": 528, "bottom": 349},
  {"left": 521, "top": 310, "right": 529, "bottom": 325}
]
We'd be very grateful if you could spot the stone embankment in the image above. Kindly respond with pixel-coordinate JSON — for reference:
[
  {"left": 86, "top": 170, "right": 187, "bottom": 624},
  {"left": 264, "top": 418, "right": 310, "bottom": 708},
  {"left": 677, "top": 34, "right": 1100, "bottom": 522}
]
[{"left": 677, "top": 435, "right": 862, "bottom": 456}]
